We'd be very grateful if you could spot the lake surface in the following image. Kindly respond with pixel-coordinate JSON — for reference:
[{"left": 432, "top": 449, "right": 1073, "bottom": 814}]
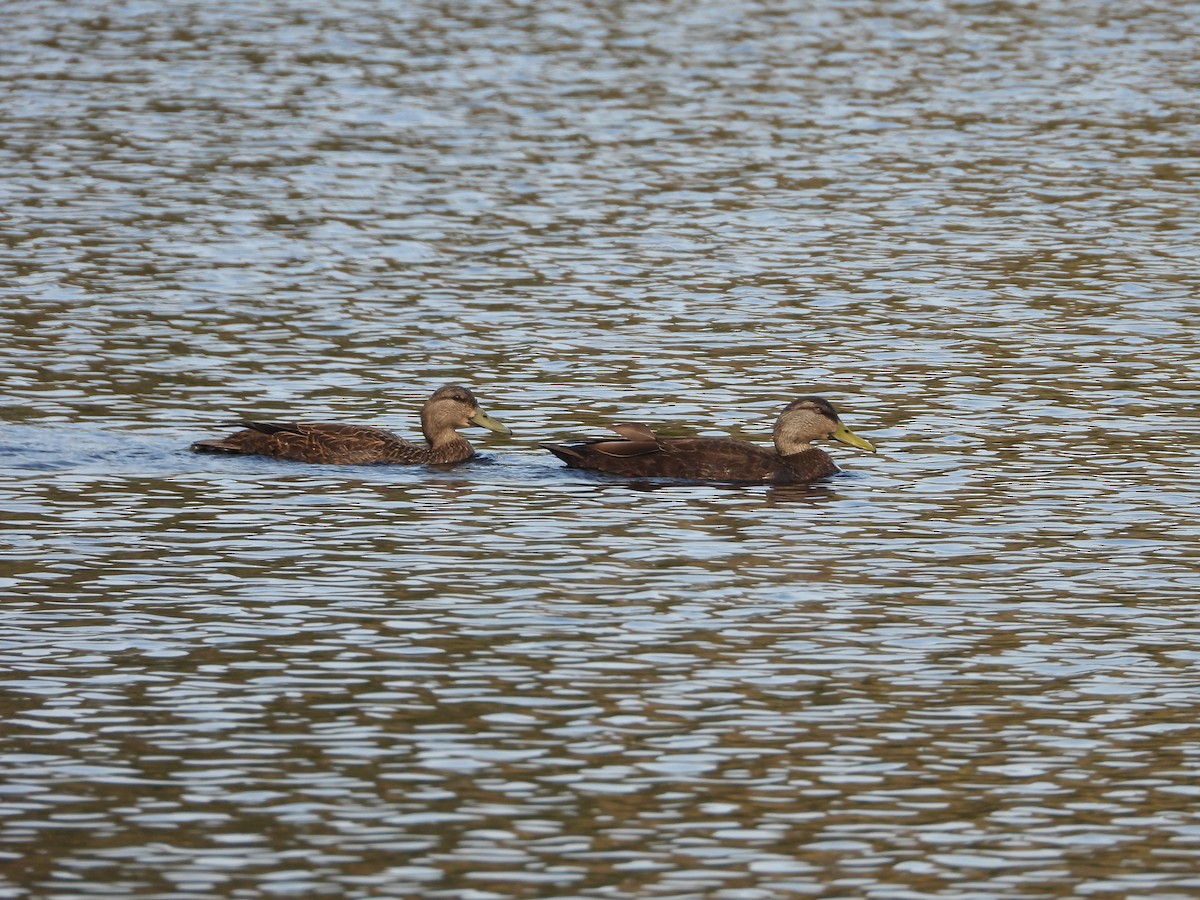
[{"left": 3, "top": 0, "right": 1200, "bottom": 897}]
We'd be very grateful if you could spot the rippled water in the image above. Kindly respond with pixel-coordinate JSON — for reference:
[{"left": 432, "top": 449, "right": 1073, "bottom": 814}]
[{"left": 4, "top": 0, "right": 1200, "bottom": 897}]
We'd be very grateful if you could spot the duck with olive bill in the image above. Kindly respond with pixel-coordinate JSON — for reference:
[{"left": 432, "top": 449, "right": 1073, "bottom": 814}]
[{"left": 191, "top": 384, "right": 511, "bottom": 465}]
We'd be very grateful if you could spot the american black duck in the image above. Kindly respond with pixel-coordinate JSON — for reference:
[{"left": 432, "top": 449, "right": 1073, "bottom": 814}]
[
  {"left": 542, "top": 396, "right": 875, "bottom": 483},
  {"left": 191, "top": 384, "right": 510, "bottom": 465}
]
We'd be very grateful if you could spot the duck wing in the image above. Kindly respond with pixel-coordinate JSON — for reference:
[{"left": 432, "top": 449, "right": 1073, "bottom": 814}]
[
  {"left": 541, "top": 421, "right": 659, "bottom": 465},
  {"left": 607, "top": 423, "right": 659, "bottom": 443}
]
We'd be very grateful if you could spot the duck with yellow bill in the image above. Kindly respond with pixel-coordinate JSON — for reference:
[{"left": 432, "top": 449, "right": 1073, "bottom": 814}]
[{"left": 542, "top": 396, "right": 875, "bottom": 483}]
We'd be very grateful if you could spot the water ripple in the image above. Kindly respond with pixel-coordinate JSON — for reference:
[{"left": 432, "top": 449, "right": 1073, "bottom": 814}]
[{"left": 4, "top": 0, "right": 1200, "bottom": 897}]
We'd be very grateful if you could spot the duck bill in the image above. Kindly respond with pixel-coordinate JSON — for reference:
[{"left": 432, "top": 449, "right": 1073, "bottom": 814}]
[
  {"left": 469, "top": 408, "right": 512, "bottom": 435},
  {"left": 832, "top": 422, "right": 875, "bottom": 453}
]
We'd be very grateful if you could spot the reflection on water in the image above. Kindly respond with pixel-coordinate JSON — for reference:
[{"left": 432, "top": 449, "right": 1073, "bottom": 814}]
[{"left": 4, "top": 0, "right": 1200, "bottom": 897}]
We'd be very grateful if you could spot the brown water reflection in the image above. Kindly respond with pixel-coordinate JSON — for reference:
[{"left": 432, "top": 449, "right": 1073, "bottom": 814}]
[{"left": 4, "top": 0, "right": 1200, "bottom": 897}]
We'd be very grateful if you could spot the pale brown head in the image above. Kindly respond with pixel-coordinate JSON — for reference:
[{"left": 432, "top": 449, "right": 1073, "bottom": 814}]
[
  {"left": 420, "top": 384, "right": 512, "bottom": 448},
  {"left": 773, "top": 396, "right": 876, "bottom": 456}
]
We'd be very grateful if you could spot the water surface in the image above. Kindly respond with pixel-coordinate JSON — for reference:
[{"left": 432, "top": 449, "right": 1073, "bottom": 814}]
[{"left": 3, "top": 0, "right": 1200, "bottom": 897}]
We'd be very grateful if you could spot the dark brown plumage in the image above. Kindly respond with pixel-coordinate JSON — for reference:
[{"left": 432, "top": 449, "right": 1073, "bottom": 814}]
[
  {"left": 542, "top": 396, "right": 875, "bottom": 483},
  {"left": 191, "top": 384, "right": 511, "bottom": 465}
]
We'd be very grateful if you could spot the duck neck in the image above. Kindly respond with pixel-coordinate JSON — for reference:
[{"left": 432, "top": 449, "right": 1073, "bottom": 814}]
[
  {"left": 422, "top": 435, "right": 474, "bottom": 464},
  {"left": 773, "top": 433, "right": 814, "bottom": 457},
  {"left": 782, "top": 446, "right": 839, "bottom": 481},
  {"left": 424, "top": 421, "right": 465, "bottom": 448}
]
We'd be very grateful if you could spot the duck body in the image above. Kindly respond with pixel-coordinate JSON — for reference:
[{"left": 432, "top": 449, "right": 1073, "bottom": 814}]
[
  {"left": 191, "top": 384, "right": 510, "bottom": 466},
  {"left": 543, "top": 432, "right": 840, "bottom": 483},
  {"left": 542, "top": 397, "right": 874, "bottom": 484},
  {"left": 192, "top": 421, "right": 474, "bottom": 465}
]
